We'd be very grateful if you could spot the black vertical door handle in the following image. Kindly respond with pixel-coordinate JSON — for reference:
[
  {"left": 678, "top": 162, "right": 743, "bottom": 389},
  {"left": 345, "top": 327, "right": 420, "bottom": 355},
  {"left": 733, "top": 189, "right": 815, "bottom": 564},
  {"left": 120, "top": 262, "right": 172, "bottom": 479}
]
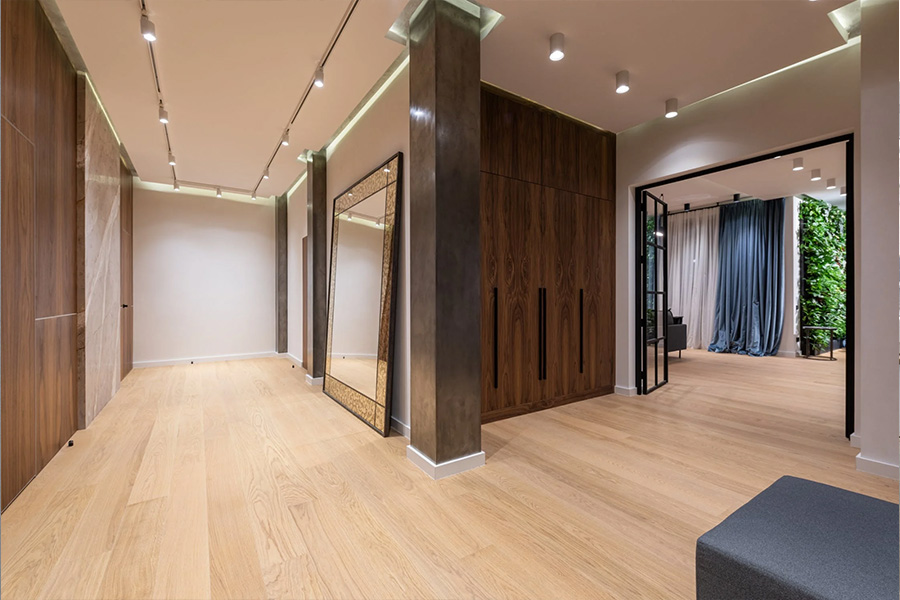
[
  {"left": 492, "top": 287, "right": 498, "bottom": 390},
  {"left": 579, "top": 289, "right": 584, "bottom": 374},
  {"left": 537, "top": 287, "right": 543, "bottom": 381}
]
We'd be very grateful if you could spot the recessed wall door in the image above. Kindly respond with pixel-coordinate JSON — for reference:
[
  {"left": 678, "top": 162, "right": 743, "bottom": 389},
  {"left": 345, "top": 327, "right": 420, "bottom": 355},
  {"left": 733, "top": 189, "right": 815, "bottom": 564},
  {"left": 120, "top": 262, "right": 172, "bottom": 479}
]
[{"left": 120, "top": 161, "right": 133, "bottom": 379}]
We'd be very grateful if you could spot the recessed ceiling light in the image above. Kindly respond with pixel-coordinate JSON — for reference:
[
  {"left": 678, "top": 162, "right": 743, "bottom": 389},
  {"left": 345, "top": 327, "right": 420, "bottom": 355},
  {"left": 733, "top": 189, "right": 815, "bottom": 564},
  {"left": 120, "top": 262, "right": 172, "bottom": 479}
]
[
  {"left": 826, "top": 178, "right": 836, "bottom": 190},
  {"left": 314, "top": 66, "right": 325, "bottom": 88},
  {"left": 216, "top": 187, "right": 222, "bottom": 198},
  {"left": 281, "top": 131, "right": 290, "bottom": 147},
  {"left": 167, "top": 152, "right": 176, "bottom": 166},
  {"left": 140, "top": 12, "right": 156, "bottom": 42},
  {"left": 810, "top": 168, "right": 822, "bottom": 181},
  {"left": 615, "top": 70, "right": 630, "bottom": 94},
  {"left": 549, "top": 33, "right": 565, "bottom": 62},
  {"left": 158, "top": 104, "right": 168, "bottom": 124},
  {"left": 665, "top": 98, "right": 678, "bottom": 118},
  {"left": 793, "top": 157, "right": 804, "bottom": 171}
]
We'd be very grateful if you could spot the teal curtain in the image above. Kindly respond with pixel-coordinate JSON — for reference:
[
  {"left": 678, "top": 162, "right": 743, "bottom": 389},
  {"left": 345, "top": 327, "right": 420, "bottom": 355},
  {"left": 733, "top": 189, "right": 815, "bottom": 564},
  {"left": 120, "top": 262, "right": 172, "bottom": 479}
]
[{"left": 708, "top": 199, "right": 785, "bottom": 356}]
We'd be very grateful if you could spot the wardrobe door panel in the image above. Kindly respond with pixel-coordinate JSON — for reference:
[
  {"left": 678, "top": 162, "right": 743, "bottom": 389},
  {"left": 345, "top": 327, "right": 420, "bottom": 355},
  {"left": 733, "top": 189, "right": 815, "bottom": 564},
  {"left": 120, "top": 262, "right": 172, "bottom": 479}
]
[
  {"left": 577, "top": 128, "right": 605, "bottom": 199},
  {"left": 598, "top": 198, "right": 616, "bottom": 389},
  {"left": 544, "top": 187, "right": 580, "bottom": 400},
  {"left": 35, "top": 315, "right": 76, "bottom": 468},
  {"left": 541, "top": 112, "right": 579, "bottom": 194},
  {"left": 2, "top": 121, "right": 37, "bottom": 510},
  {"left": 481, "top": 89, "right": 542, "bottom": 184},
  {"left": 481, "top": 173, "right": 500, "bottom": 415}
]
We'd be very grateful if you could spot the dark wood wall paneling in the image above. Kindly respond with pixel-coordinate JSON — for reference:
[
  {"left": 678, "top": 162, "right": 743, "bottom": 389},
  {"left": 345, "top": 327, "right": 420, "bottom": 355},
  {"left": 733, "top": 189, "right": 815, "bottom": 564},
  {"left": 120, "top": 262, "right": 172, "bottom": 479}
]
[
  {"left": 480, "top": 85, "right": 616, "bottom": 423},
  {"left": 120, "top": 160, "right": 134, "bottom": 379},
  {"left": 1, "top": 0, "right": 79, "bottom": 510}
]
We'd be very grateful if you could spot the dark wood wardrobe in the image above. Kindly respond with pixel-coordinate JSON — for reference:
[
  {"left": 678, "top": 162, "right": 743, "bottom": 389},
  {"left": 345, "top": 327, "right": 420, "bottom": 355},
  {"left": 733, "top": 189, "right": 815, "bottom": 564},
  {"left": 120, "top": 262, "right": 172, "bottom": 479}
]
[{"left": 480, "top": 85, "right": 616, "bottom": 422}]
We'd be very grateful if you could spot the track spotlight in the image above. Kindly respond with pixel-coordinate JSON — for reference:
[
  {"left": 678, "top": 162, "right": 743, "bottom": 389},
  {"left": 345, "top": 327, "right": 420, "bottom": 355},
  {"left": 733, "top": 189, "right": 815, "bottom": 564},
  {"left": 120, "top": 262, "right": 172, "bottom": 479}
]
[
  {"left": 168, "top": 152, "right": 176, "bottom": 166},
  {"left": 792, "top": 157, "right": 804, "bottom": 171},
  {"left": 615, "top": 70, "right": 630, "bottom": 94},
  {"left": 158, "top": 104, "right": 168, "bottom": 124},
  {"left": 263, "top": 168, "right": 270, "bottom": 180},
  {"left": 826, "top": 178, "right": 836, "bottom": 190},
  {"left": 281, "top": 131, "right": 290, "bottom": 147},
  {"left": 173, "top": 181, "right": 180, "bottom": 192},
  {"left": 216, "top": 187, "right": 222, "bottom": 198},
  {"left": 665, "top": 98, "right": 678, "bottom": 118},
  {"left": 549, "top": 33, "right": 565, "bottom": 61},
  {"left": 251, "top": 193, "right": 257, "bottom": 200},
  {"left": 733, "top": 193, "right": 740, "bottom": 203},
  {"left": 140, "top": 12, "right": 157, "bottom": 42},
  {"left": 810, "top": 168, "right": 821, "bottom": 182},
  {"left": 684, "top": 203, "right": 690, "bottom": 212},
  {"left": 314, "top": 66, "right": 325, "bottom": 88}
]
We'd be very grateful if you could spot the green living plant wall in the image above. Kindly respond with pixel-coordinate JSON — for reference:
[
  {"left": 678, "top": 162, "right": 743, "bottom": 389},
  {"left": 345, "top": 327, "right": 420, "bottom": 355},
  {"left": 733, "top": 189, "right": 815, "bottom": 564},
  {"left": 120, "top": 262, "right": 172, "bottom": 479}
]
[{"left": 798, "top": 195, "right": 847, "bottom": 353}]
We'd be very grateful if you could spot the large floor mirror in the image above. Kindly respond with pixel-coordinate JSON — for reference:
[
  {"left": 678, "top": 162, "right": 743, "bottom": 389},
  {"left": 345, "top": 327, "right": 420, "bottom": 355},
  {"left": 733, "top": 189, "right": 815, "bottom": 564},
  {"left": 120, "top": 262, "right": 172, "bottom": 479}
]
[{"left": 324, "top": 153, "right": 402, "bottom": 435}]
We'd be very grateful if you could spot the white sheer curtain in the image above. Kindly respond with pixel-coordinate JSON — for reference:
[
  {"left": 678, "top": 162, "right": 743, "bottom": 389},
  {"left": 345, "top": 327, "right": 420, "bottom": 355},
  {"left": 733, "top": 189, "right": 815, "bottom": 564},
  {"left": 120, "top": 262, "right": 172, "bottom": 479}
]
[{"left": 668, "top": 208, "right": 720, "bottom": 349}]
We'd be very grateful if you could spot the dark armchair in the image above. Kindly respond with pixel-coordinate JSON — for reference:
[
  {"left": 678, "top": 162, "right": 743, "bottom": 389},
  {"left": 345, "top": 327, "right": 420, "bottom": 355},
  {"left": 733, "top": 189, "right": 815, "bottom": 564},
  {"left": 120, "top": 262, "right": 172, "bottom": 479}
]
[{"left": 667, "top": 310, "right": 687, "bottom": 358}]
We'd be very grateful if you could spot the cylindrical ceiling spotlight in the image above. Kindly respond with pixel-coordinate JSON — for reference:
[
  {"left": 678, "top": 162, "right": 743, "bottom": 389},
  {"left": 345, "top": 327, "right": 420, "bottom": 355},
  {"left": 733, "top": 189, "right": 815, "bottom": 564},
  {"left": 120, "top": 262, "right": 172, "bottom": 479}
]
[
  {"left": 549, "top": 33, "right": 565, "bottom": 61},
  {"left": 810, "top": 168, "right": 821, "bottom": 182},
  {"left": 251, "top": 193, "right": 257, "bottom": 201},
  {"left": 314, "top": 66, "right": 325, "bottom": 88},
  {"left": 665, "top": 98, "right": 678, "bottom": 118},
  {"left": 140, "top": 12, "right": 157, "bottom": 42},
  {"left": 615, "top": 70, "right": 630, "bottom": 94},
  {"left": 158, "top": 104, "right": 168, "bottom": 124},
  {"left": 216, "top": 187, "right": 222, "bottom": 198},
  {"left": 840, "top": 186, "right": 847, "bottom": 196},
  {"left": 281, "top": 131, "right": 290, "bottom": 147},
  {"left": 792, "top": 157, "right": 804, "bottom": 171},
  {"left": 263, "top": 168, "right": 270, "bottom": 180},
  {"left": 167, "top": 152, "right": 176, "bottom": 166},
  {"left": 826, "top": 178, "right": 836, "bottom": 190},
  {"left": 173, "top": 181, "right": 180, "bottom": 192}
]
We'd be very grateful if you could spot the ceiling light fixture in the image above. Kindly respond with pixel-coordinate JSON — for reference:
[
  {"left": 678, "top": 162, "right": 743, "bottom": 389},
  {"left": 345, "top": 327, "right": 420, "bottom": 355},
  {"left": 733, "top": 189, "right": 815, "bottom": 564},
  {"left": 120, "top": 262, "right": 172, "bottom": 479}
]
[
  {"left": 774, "top": 155, "right": 782, "bottom": 159},
  {"left": 314, "top": 66, "right": 325, "bottom": 88},
  {"left": 792, "top": 157, "right": 804, "bottom": 171},
  {"left": 167, "top": 152, "right": 176, "bottom": 166},
  {"left": 810, "top": 168, "right": 821, "bottom": 181},
  {"left": 216, "top": 187, "right": 222, "bottom": 198},
  {"left": 281, "top": 131, "right": 290, "bottom": 147},
  {"left": 615, "top": 70, "right": 630, "bottom": 94},
  {"left": 383, "top": 167, "right": 390, "bottom": 173},
  {"left": 158, "top": 103, "right": 168, "bottom": 124},
  {"left": 549, "top": 33, "right": 565, "bottom": 61},
  {"left": 665, "top": 98, "right": 678, "bottom": 118},
  {"left": 140, "top": 11, "right": 157, "bottom": 42},
  {"left": 826, "top": 178, "right": 836, "bottom": 190},
  {"left": 263, "top": 168, "right": 270, "bottom": 180},
  {"left": 173, "top": 181, "right": 180, "bottom": 192},
  {"left": 840, "top": 186, "right": 847, "bottom": 196},
  {"left": 252, "top": 193, "right": 257, "bottom": 200}
]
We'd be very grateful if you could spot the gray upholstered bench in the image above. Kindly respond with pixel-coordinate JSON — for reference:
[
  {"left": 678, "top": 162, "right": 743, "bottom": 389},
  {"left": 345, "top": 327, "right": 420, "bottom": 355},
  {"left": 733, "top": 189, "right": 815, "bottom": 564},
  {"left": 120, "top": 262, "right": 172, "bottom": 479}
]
[{"left": 696, "top": 476, "right": 899, "bottom": 600}]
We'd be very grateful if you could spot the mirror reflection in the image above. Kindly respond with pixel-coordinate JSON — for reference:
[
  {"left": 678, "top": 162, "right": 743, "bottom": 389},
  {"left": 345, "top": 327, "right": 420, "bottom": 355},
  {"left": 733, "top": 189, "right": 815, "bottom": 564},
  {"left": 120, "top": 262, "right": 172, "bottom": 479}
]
[{"left": 329, "top": 189, "right": 387, "bottom": 399}]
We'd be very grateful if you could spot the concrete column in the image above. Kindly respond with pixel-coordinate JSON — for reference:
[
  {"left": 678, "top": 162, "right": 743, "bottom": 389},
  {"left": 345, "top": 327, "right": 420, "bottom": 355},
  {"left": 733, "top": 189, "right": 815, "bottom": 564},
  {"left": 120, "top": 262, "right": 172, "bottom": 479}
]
[
  {"left": 856, "top": 0, "right": 899, "bottom": 479},
  {"left": 407, "top": 0, "right": 484, "bottom": 478},
  {"left": 276, "top": 193, "right": 287, "bottom": 354},
  {"left": 305, "top": 152, "right": 327, "bottom": 384}
]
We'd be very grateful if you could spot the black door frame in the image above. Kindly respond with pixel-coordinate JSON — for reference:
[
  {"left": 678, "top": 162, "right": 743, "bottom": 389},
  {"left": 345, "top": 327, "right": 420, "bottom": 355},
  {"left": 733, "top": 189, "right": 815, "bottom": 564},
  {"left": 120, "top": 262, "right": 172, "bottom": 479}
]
[
  {"left": 638, "top": 190, "right": 669, "bottom": 394},
  {"left": 632, "top": 133, "right": 855, "bottom": 438}
]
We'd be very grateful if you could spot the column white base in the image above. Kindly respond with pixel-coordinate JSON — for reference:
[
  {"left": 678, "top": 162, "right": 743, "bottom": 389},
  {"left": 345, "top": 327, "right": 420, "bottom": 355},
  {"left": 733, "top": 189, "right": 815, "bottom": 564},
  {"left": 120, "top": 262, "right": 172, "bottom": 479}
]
[
  {"left": 856, "top": 452, "right": 900, "bottom": 480},
  {"left": 305, "top": 374, "right": 323, "bottom": 386},
  {"left": 407, "top": 445, "right": 484, "bottom": 479},
  {"left": 614, "top": 385, "right": 637, "bottom": 397},
  {"left": 849, "top": 432, "right": 861, "bottom": 448}
]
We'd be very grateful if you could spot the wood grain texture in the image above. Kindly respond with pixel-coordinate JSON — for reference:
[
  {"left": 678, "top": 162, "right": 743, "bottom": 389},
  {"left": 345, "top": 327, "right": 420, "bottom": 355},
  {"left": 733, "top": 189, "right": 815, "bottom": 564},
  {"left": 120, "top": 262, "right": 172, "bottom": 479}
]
[
  {"left": 2, "top": 119, "right": 37, "bottom": 510},
  {"left": 35, "top": 316, "right": 77, "bottom": 469},
  {"left": 480, "top": 87, "right": 542, "bottom": 184},
  {"left": 34, "top": 6, "right": 77, "bottom": 318},
  {"left": 541, "top": 111, "right": 580, "bottom": 194},
  {"left": 1, "top": 0, "right": 36, "bottom": 139},
  {"left": 120, "top": 160, "right": 133, "bottom": 379},
  {"left": 1, "top": 355, "right": 895, "bottom": 599}
]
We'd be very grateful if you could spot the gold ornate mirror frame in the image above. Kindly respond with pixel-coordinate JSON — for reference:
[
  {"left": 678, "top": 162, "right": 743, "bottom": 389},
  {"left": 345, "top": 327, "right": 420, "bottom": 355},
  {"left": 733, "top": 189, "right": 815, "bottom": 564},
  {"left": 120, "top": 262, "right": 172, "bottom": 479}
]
[{"left": 324, "top": 153, "right": 402, "bottom": 436}]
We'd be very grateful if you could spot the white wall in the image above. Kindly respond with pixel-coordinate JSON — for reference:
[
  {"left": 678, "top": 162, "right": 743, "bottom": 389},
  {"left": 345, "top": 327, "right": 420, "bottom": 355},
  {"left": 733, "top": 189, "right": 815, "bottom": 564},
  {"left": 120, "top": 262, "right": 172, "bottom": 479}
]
[
  {"left": 779, "top": 196, "right": 800, "bottom": 357},
  {"left": 331, "top": 219, "right": 384, "bottom": 356},
  {"left": 856, "top": 0, "right": 899, "bottom": 478},
  {"left": 325, "top": 65, "right": 411, "bottom": 434},
  {"left": 616, "top": 42, "right": 860, "bottom": 401},
  {"left": 287, "top": 179, "right": 307, "bottom": 364},
  {"left": 133, "top": 187, "right": 276, "bottom": 366}
]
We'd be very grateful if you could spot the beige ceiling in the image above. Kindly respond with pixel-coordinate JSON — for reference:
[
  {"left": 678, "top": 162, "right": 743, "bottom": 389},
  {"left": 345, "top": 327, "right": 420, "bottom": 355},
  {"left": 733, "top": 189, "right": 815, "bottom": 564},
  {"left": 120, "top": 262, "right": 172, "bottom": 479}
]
[
  {"left": 56, "top": 0, "right": 851, "bottom": 198},
  {"left": 56, "top": 0, "right": 406, "bottom": 197},
  {"left": 481, "top": 0, "right": 849, "bottom": 133},
  {"left": 648, "top": 142, "right": 849, "bottom": 209}
]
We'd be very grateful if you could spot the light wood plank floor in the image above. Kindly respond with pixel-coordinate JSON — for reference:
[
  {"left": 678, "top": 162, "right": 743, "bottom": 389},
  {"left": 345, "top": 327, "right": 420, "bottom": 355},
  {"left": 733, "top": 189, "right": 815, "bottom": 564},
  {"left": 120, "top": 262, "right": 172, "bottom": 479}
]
[{"left": 2, "top": 351, "right": 895, "bottom": 599}]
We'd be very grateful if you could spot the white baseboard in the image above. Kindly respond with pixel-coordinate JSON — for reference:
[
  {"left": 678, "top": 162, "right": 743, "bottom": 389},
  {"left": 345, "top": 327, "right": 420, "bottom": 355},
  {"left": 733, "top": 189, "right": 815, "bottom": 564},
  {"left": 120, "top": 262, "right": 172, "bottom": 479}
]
[
  {"left": 849, "top": 432, "right": 861, "bottom": 449},
  {"left": 776, "top": 350, "right": 799, "bottom": 358},
  {"left": 280, "top": 352, "right": 306, "bottom": 369},
  {"left": 331, "top": 353, "right": 377, "bottom": 359},
  {"left": 856, "top": 453, "right": 900, "bottom": 480},
  {"left": 305, "top": 374, "right": 324, "bottom": 386},
  {"left": 391, "top": 417, "right": 410, "bottom": 438},
  {"left": 407, "top": 445, "right": 484, "bottom": 479},
  {"left": 615, "top": 385, "right": 637, "bottom": 397},
  {"left": 134, "top": 351, "right": 276, "bottom": 368}
]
